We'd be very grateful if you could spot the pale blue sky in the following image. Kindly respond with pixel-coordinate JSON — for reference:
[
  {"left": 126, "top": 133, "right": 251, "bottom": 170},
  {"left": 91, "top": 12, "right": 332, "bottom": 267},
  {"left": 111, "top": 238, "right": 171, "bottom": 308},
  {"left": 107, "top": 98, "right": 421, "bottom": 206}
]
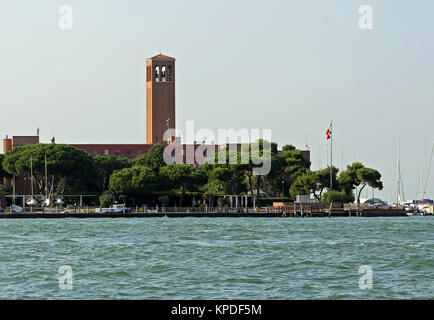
[{"left": 1, "top": 0, "right": 433, "bottom": 201}]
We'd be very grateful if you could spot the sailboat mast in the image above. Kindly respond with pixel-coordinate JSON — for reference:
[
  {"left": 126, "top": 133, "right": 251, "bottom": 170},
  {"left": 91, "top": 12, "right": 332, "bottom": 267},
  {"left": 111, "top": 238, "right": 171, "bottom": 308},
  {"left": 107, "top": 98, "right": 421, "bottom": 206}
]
[
  {"left": 423, "top": 143, "right": 434, "bottom": 198},
  {"left": 30, "top": 155, "right": 34, "bottom": 198},
  {"left": 418, "top": 165, "right": 424, "bottom": 199},
  {"left": 13, "top": 175, "right": 16, "bottom": 205},
  {"left": 341, "top": 145, "right": 344, "bottom": 171},
  {"left": 396, "top": 140, "right": 400, "bottom": 205},
  {"left": 45, "top": 153, "right": 48, "bottom": 198},
  {"left": 330, "top": 120, "right": 333, "bottom": 190}
]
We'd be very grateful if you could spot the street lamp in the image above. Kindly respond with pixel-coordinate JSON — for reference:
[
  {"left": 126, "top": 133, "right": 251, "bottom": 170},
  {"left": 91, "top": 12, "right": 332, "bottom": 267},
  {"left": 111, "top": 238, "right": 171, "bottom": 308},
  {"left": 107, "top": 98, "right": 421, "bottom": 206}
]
[
  {"left": 166, "top": 118, "right": 171, "bottom": 145},
  {"left": 281, "top": 181, "right": 285, "bottom": 203}
]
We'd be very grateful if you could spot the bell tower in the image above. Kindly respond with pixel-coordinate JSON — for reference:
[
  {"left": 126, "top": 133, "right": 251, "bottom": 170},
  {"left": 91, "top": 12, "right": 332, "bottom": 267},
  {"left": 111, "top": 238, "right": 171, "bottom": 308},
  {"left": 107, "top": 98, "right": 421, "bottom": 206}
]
[{"left": 146, "top": 53, "right": 176, "bottom": 144}]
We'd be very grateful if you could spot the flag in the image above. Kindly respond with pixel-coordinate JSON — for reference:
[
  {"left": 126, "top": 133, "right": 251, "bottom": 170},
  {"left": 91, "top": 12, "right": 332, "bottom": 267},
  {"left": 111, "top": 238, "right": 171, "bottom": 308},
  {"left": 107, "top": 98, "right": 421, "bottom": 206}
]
[{"left": 326, "top": 123, "right": 332, "bottom": 140}]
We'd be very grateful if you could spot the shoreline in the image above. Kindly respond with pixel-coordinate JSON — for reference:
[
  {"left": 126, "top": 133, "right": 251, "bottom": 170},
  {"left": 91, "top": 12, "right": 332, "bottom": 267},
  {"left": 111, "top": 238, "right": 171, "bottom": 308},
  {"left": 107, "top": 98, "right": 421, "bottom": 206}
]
[{"left": 0, "top": 211, "right": 411, "bottom": 218}]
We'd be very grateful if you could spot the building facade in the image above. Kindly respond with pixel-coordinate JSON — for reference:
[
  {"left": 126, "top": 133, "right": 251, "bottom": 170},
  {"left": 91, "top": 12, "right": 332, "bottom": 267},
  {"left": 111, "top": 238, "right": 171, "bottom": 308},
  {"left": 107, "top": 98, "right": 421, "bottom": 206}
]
[
  {"left": 2, "top": 135, "right": 40, "bottom": 196},
  {"left": 70, "top": 144, "right": 153, "bottom": 159}
]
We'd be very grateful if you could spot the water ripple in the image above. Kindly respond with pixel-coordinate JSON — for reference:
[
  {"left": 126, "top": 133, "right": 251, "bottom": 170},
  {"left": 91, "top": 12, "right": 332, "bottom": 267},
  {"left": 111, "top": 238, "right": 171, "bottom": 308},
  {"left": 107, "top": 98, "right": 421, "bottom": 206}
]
[{"left": 0, "top": 217, "right": 433, "bottom": 299}]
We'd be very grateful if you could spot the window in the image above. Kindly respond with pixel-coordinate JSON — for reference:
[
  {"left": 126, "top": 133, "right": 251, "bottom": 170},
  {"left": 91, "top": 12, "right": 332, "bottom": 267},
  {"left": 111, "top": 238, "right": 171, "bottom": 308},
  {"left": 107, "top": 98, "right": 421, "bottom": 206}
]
[
  {"left": 195, "top": 148, "right": 208, "bottom": 158},
  {"left": 126, "top": 150, "right": 131, "bottom": 155},
  {"left": 137, "top": 149, "right": 142, "bottom": 155},
  {"left": 154, "top": 66, "right": 160, "bottom": 81},
  {"left": 104, "top": 150, "right": 109, "bottom": 155},
  {"left": 167, "top": 65, "right": 172, "bottom": 81},
  {"left": 115, "top": 149, "right": 120, "bottom": 155},
  {"left": 161, "top": 66, "right": 166, "bottom": 82},
  {"left": 171, "top": 149, "right": 176, "bottom": 157},
  {"left": 93, "top": 149, "right": 98, "bottom": 156}
]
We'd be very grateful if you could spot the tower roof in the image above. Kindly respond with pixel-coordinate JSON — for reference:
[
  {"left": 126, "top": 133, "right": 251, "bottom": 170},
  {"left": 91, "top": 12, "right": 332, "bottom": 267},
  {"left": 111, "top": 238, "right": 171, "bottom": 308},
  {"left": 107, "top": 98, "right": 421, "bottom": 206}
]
[{"left": 147, "top": 53, "right": 175, "bottom": 61}]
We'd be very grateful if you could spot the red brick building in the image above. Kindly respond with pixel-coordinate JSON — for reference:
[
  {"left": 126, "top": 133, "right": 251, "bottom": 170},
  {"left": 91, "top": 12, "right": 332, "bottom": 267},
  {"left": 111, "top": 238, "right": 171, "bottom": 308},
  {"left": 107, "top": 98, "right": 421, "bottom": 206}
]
[
  {"left": 2, "top": 135, "right": 40, "bottom": 196},
  {"left": 70, "top": 144, "right": 153, "bottom": 159},
  {"left": 146, "top": 54, "right": 176, "bottom": 145}
]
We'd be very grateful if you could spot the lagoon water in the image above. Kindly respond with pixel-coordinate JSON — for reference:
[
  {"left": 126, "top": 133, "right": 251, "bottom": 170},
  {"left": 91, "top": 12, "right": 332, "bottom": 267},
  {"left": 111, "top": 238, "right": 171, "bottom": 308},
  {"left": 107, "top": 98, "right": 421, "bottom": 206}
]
[{"left": 0, "top": 217, "right": 432, "bottom": 299}]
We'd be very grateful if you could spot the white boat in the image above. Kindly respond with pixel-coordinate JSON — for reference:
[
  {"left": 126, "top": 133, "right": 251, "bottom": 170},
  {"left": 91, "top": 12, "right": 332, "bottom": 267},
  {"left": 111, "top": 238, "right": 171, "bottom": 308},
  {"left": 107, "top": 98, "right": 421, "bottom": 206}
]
[
  {"left": 26, "top": 197, "right": 38, "bottom": 206},
  {"left": 95, "top": 204, "right": 128, "bottom": 213},
  {"left": 11, "top": 204, "right": 23, "bottom": 213}
]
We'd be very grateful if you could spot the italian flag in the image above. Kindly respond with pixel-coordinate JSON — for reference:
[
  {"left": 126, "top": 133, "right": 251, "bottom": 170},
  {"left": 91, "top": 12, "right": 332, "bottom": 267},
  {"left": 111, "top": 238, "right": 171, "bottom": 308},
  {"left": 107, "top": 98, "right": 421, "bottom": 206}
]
[{"left": 326, "top": 123, "right": 332, "bottom": 140}]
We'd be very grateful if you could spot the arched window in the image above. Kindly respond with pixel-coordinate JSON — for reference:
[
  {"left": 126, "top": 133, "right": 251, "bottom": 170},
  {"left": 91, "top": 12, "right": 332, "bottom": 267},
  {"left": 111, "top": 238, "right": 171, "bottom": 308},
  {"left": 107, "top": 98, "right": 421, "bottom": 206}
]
[
  {"left": 161, "top": 66, "right": 166, "bottom": 82},
  {"left": 154, "top": 66, "right": 160, "bottom": 81},
  {"left": 167, "top": 65, "right": 172, "bottom": 81}
]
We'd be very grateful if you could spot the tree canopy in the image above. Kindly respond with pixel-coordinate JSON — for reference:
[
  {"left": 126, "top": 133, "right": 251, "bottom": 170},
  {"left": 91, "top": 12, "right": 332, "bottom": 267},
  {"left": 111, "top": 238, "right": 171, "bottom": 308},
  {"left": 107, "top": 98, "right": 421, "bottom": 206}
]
[
  {"left": 94, "top": 155, "right": 131, "bottom": 191},
  {"left": 0, "top": 154, "right": 11, "bottom": 179},
  {"left": 160, "top": 164, "right": 206, "bottom": 206},
  {"left": 133, "top": 143, "right": 166, "bottom": 171},
  {"left": 355, "top": 167, "right": 383, "bottom": 203},
  {"left": 1, "top": 140, "right": 383, "bottom": 206},
  {"left": 109, "top": 166, "right": 159, "bottom": 196},
  {"left": 2, "top": 143, "right": 99, "bottom": 194}
]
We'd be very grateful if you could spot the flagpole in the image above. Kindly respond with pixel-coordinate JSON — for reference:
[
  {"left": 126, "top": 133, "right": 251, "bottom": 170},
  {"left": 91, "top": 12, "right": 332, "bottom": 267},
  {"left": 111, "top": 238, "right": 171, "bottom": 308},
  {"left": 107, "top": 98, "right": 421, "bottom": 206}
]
[{"left": 330, "top": 120, "right": 333, "bottom": 191}]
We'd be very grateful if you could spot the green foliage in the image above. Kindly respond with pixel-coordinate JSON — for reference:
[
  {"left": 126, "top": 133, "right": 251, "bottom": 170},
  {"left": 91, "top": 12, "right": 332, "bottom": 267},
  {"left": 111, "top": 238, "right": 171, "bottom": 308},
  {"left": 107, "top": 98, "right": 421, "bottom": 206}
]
[
  {"left": 337, "top": 162, "right": 383, "bottom": 203},
  {"left": 338, "top": 162, "right": 365, "bottom": 194},
  {"left": 99, "top": 194, "right": 115, "bottom": 207},
  {"left": 355, "top": 167, "right": 383, "bottom": 203},
  {"left": 255, "top": 139, "right": 278, "bottom": 155},
  {"left": 0, "top": 184, "right": 6, "bottom": 195},
  {"left": 94, "top": 155, "right": 131, "bottom": 191},
  {"left": 290, "top": 170, "right": 317, "bottom": 199},
  {"left": 0, "top": 154, "right": 11, "bottom": 179},
  {"left": 316, "top": 166, "right": 339, "bottom": 193},
  {"left": 290, "top": 166, "right": 349, "bottom": 202},
  {"left": 160, "top": 164, "right": 206, "bottom": 206},
  {"left": 133, "top": 144, "right": 166, "bottom": 171},
  {"left": 2, "top": 140, "right": 382, "bottom": 207},
  {"left": 280, "top": 144, "right": 311, "bottom": 179},
  {"left": 109, "top": 166, "right": 159, "bottom": 196},
  {"left": 160, "top": 164, "right": 194, "bottom": 187},
  {"left": 2, "top": 143, "right": 99, "bottom": 194},
  {"left": 278, "top": 144, "right": 311, "bottom": 196},
  {"left": 202, "top": 166, "right": 232, "bottom": 195},
  {"left": 322, "top": 190, "right": 355, "bottom": 203}
]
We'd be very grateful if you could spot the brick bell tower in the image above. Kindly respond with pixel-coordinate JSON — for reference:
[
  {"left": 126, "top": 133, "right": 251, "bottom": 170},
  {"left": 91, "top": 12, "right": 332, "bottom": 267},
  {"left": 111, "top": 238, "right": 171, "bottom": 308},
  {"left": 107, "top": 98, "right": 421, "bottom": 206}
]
[{"left": 146, "top": 53, "right": 176, "bottom": 145}]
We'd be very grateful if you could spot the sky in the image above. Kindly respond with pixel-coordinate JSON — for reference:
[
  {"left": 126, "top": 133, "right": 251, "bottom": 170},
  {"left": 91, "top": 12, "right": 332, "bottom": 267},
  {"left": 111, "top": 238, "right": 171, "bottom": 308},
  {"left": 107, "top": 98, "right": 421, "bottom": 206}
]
[{"left": 0, "top": 0, "right": 433, "bottom": 201}]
